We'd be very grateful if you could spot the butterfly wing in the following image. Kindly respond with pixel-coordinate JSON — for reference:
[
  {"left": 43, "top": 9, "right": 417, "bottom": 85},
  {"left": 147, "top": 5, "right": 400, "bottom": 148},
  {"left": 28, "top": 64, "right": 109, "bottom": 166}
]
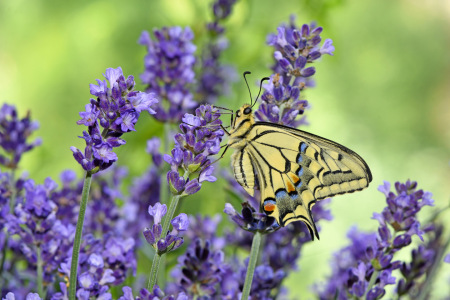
[{"left": 233, "top": 122, "right": 372, "bottom": 239}]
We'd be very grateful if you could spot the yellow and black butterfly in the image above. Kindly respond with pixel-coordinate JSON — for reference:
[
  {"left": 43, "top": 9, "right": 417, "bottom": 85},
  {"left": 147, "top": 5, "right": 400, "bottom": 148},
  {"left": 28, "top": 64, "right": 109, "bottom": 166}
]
[{"left": 216, "top": 72, "right": 372, "bottom": 240}]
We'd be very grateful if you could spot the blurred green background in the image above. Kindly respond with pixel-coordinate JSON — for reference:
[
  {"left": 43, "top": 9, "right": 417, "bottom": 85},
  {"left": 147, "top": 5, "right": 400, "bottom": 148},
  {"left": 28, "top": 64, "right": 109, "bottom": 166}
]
[{"left": 1, "top": 0, "right": 449, "bottom": 297}]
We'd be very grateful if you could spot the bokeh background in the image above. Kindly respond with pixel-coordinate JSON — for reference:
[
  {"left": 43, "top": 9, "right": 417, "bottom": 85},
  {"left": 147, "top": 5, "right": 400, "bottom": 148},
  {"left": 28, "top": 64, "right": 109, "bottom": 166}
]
[{"left": 1, "top": 0, "right": 449, "bottom": 297}]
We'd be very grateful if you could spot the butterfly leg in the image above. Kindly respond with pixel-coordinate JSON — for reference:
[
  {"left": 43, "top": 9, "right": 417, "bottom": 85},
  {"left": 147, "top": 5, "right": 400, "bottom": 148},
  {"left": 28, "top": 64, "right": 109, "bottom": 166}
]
[
  {"left": 221, "top": 125, "right": 231, "bottom": 136},
  {"left": 209, "top": 144, "right": 230, "bottom": 165}
]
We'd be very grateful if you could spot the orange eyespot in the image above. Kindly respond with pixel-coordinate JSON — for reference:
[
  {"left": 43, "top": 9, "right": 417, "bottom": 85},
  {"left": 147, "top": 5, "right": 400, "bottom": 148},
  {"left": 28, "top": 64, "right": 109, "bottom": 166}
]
[{"left": 264, "top": 202, "right": 276, "bottom": 212}]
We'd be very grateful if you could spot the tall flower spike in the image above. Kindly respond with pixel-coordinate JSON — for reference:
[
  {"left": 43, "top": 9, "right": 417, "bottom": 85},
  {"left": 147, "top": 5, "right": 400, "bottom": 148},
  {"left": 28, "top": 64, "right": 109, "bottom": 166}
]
[
  {"left": 255, "top": 17, "right": 335, "bottom": 127},
  {"left": 0, "top": 104, "right": 41, "bottom": 169},
  {"left": 71, "top": 67, "right": 158, "bottom": 173},
  {"left": 54, "top": 234, "right": 136, "bottom": 299},
  {"left": 139, "top": 27, "right": 197, "bottom": 123},
  {"left": 164, "top": 105, "right": 223, "bottom": 196},
  {"left": 315, "top": 180, "right": 434, "bottom": 300},
  {"left": 196, "top": 0, "right": 238, "bottom": 104}
]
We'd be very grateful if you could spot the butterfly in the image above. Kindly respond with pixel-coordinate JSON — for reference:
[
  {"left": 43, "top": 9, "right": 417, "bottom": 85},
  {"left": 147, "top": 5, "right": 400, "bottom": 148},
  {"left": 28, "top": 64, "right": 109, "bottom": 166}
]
[{"left": 216, "top": 72, "right": 372, "bottom": 240}]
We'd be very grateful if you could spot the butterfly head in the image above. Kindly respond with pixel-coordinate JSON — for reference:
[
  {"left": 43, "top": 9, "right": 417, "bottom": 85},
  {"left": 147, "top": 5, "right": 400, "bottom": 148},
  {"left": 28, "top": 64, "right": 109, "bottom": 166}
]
[{"left": 232, "top": 104, "right": 255, "bottom": 130}]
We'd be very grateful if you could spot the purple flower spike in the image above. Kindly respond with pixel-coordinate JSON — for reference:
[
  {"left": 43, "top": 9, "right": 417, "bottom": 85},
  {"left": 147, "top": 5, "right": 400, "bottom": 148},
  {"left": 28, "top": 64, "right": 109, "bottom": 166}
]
[
  {"left": 165, "top": 105, "right": 223, "bottom": 196},
  {"left": 257, "top": 17, "right": 334, "bottom": 128},
  {"left": 71, "top": 67, "right": 158, "bottom": 173},
  {"left": 0, "top": 104, "right": 41, "bottom": 169},
  {"left": 139, "top": 27, "right": 197, "bottom": 123},
  {"left": 315, "top": 180, "right": 437, "bottom": 300}
]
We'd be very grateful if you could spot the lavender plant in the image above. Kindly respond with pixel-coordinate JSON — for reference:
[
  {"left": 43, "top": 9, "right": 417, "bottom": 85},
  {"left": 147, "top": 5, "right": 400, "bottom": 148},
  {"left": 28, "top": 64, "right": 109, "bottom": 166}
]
[
  {"left": 68, "top": 67, "right": 158, "bottom": 299},
  {"left": 1, "top": 2, "right": 449, "bottom": 300}
]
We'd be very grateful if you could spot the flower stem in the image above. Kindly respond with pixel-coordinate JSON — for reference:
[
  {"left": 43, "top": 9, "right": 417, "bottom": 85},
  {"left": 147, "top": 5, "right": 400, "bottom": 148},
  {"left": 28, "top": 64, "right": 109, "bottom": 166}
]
[
  {"left": 36, "top": 246, "right": 44, "bottom": 296},
  {"left": 241, "top": 231, "right": 262, "bottom": 300},
  {"left": 363, "top": 269, "right": 379, "bottom": 299},
  {"left": 158, "top": 122, "right": 171, "bottom": 287},
  {"left": 148, "top": 194, "right": 182, "bottom": 290},
  {"left": 68, "top": 171, "right": 93, "bottom": 300}
]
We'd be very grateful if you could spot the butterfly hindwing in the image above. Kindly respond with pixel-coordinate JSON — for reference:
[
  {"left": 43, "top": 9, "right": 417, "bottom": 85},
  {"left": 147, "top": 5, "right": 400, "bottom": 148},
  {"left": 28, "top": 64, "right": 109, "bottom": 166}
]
[{"left": 233, "top": 122, "right": 372, "bottom": 239}]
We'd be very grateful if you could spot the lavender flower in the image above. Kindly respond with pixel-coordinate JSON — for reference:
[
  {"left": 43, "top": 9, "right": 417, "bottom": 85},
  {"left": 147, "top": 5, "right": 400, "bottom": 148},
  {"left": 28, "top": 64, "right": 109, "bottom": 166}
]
[
  {"left": 196, "top": 0, "right": 237, "bottom": 104},
  {"left": 71, "top": 67, "right": 158, "bottom": 173},
  {"left": 184, "top": 214, "right": 226, "bottom": 251},
  {"left": 5, "top": 177, "right": 74, "bottom": 287},
  {"left": 169, "top": 239, "right": 226, "bottom": 297},
  {"left": 143, "top": 203, "right": 189, "bottom": 255},
  {"left": 50, "top": 167, "right": 127, "bottom": 236},
  {"left": 255, "top": 17, "right": 335, "bottom": 127},
  {"left": 316, "top": 180, "right": 434, "bottom": 300},
  {"left": 55, "top": 234, "right": 136, "bottom": 299},
  {"left": 224, "top": 202, "right": 280, "bottom": 233},
  {"left": 119, "top": 165, "right": 160, "bottom": 240},
  {"left": 139, "top": 27, "right": 197, "bottom": 123},
  {"left": 396, "top": 221, "right": 447, "bottom": 298},
  {"left": 164, "top": 105, "right": 223, "bottom": 196},
  {"left": 2, "top": 292, "right": 43, "bottom": 300},
  {"left": 118, "top": 285, "right": 188, "bottom": 300},
  {"left": 0, "top": 104, "right": 41, "bottom": 169}
]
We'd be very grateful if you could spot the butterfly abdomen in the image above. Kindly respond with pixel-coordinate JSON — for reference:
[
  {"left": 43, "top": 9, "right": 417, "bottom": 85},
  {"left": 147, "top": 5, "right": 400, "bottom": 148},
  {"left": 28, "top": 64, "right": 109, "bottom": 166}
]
[{"left": 231, "top": 149, "right": 257, "bottom": 196}]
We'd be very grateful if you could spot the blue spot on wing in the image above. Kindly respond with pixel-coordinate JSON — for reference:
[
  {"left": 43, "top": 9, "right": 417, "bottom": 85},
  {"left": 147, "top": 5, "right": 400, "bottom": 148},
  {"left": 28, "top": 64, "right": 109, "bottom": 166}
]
[
  {"left": 289, "top": 192, "right": 299, "bottom": 200},
  {"left": 275, "top": 190, "right": 287, "bottom": 199},
  {"left": 300, "top": 142, "right": 307, "bottom": 153},
  {"left": 296, "top": 154, "right": 303, "bottom": 164},
  {"left": 264, "top": 199, "right": 277, "bottom": 206},
  {"left": 297, "top": 166, "right": 303, "bottom": 177}
]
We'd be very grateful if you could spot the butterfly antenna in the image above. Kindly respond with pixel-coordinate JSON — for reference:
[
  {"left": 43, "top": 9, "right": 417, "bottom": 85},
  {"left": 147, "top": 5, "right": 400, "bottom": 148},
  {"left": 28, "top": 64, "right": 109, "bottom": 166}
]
[
  {"left": 243, "top": 71, "right": 253, "bottom": 106},
  {"left": 251, "top": 76, "right": 270, "bottom": 108}
]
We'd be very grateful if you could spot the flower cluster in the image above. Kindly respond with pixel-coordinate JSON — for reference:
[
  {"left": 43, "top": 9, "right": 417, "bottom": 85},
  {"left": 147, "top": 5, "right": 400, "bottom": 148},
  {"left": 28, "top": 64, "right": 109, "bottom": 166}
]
[
  {"left": 255, "top": 17, "right": 335, "bottom": 127},
  {"left": 196, "top": 0, "right": 237, "bottom": 104},
  {"left": 0, "top": 103, "right": 41, "bottom": 169},
  {"left": 143, "top": 203, "right": 189, "bottom": 255},
  {"left": 316, "top": 180, "right": 435, "bottom": 300},
  {"left": 168, "top": 239, "right": 227, "bottom": 297},
  {"left": 396, "top": 222, "right": 445, "bottom": 298},
  {"left": 118, "top": 285, "right": 188, "bottom": 300},
  {"left": 164, "top": 105, "right": 223, "bottom": 196},
  {"left": 2, "top": 292, "right": 42, "bottom": 300},
  {"left": 139, "top": 27, "right": 197, "bottom": 123},
  {"left": 224, "top": 202, "right": 280, "bottom": 233},
  {"left": 71, "top": 67, "right": 158, "bottom": 173},
  {"left": 54, "top": 234, "right": 136, "bottom": 299},
  {"left": 5, "top": 178, "right": 74, "bottom": 287},
  {"left": 1, "top": 165, "right": 138, "bottom": 297}
]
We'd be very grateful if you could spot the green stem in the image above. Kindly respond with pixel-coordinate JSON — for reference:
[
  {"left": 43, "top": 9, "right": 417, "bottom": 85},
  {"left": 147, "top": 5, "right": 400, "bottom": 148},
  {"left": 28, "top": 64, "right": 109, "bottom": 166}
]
[
  {"left": 148, "top": 194, "right": 182, "bottom": 291},
  {"left": 148, "top": 253, "right": 161, "bottom": 290},
  {"left": 157, "top": 123, "right": 171, "bottom": 287},
  {"left": 363, "top": 269, "right": 379, "bottom": 299},
  {"left": 68, "top": 172, "right": 93, "bottom": 300},
  {"left": 241, "top": 231, "right": 262, "bottom": 300},
  {"left": 36, "top": 246, "right": 44, "bottom": 296}
]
